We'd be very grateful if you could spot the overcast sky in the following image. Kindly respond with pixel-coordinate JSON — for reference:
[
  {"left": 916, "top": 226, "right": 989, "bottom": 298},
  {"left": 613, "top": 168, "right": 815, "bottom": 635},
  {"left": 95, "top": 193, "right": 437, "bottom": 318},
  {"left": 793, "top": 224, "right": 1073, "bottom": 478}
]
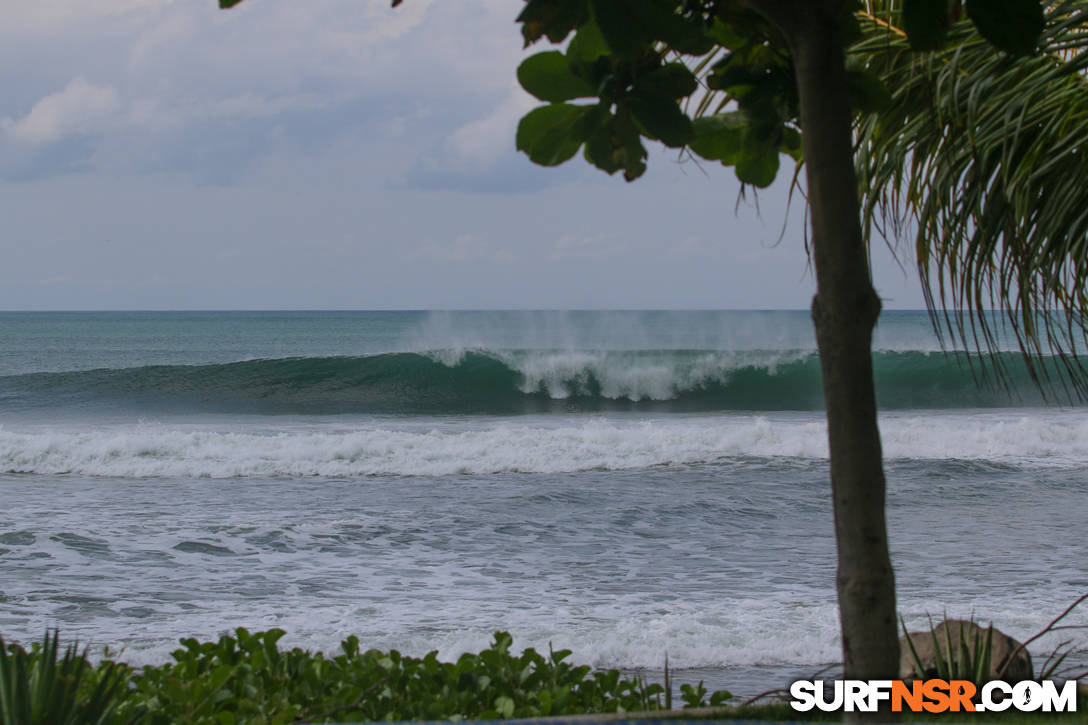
[{"left": 0, "top": 0, "right": 925, "bottom": 310}]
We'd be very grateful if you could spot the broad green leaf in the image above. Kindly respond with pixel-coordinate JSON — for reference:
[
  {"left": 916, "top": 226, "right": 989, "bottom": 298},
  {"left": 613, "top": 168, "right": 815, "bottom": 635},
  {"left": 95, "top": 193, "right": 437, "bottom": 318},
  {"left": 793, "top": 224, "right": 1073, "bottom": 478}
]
[
  {"left": 629, "top": 97, "right": 693, "bottom": 147},
  {"left": 518, "top": 51, "right": 597, "bottom": 102},
  {"left": 635, "top": 63, "right": 698, "bottom": 100},
  {"left": 644, "top": 2, "right": 713, "bottom": 55},
  {"left": 614, "top": 115, "right": 649, "bottom": 181},
  {"left": 689, "top": 113, "right": 748, "bottom": 164},
  {"left": 567, "top": 17, "right": 609, "bottom": 64},
  {"left": 219, "top": 0, "right": 245, "bottom": 7},
  {"left": 590, "top": 0, "right": 652, "bottom": 55},
  {"left": 736, "top": 148, "right": 779, "bottom": 188},
  {"left": 517, "top": 104, "right": 591, "bottom": 166},
  {"left": 495, "top": 695, "right": 516, "bottom": 718},
  {"left": 584, "top": 119, "right": 623, "bottom": 174},
  {"left": 903, "top": 0, "right": 950, "bottom": 51},
  {"left": 517, "top": 0, "right": 588, "bottom": 46},
  {"left": 966, "top": 0, "right": 1044, "bottom": 56},
  {"left": 705, "top": 17, "right": 747, "bottom": 49}
]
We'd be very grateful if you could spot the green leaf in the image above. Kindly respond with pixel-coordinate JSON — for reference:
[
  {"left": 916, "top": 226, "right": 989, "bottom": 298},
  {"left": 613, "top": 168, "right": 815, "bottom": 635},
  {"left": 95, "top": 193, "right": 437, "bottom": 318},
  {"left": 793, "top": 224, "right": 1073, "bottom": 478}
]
[
  {"left": 705, "top": 17, "right": 748, "bottom": 49},
  {"left": 635, "top": 63, "right": 698, "bottom": 100},
  {"left": 582, "top": 109, "right": 648, "bottom": 180},
  {"left": 689, "top": 112, "right": 748, "bottom": 164},
  {"left": 517, "top": 104, "right": 591, "bottom": 166},
  {"left": 590, "top": 0, "right": 652, "bottom": 56},
  {"left": 645, "top": 3, "right": 713, "bottom": 55},
  {"left": 567, "top": 17, "right": 609, "bottom": 64},
  {"left": 495, "top": 695, "right": 515, "bottom": 718},
  {"left": 616, "top": 116, "right": 648, "bottom": 181},
  {"left": 903, "top": 0, "right": 950, "bottom": 51},
  {"left": 736, "top": 148, "right": 779, "bottom": 188},
  {"left": 584, "top": 120, "right": 622, "bottom": 174},
  {"left": 966, "top": 0, "right": 1044, "bottom": 56},
  {"left": 628, "top": 98, "right": 693, "bottom": 147},
  {"left": 518, "top": 51, "right": 597, "bottom": 102},
  {"left": 517, "top": 0, "right": 588, "bottom": 46},
  {"left": 219, "top": 0, "right": 245, "bottom": 7}
]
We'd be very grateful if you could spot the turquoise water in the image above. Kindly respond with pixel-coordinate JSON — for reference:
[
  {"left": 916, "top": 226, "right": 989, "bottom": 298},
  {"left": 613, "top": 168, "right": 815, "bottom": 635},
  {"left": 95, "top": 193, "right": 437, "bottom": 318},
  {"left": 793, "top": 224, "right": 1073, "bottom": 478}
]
[{"left": 0, "top": 310, "right": 1085, "bottom": 695}]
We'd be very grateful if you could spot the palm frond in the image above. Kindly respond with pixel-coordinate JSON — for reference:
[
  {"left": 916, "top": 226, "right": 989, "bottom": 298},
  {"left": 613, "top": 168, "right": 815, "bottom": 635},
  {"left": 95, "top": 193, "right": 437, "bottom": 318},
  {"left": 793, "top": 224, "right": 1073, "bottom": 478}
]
[{"left": 855, "top": 0, "right": 1088, "bottom": 397}]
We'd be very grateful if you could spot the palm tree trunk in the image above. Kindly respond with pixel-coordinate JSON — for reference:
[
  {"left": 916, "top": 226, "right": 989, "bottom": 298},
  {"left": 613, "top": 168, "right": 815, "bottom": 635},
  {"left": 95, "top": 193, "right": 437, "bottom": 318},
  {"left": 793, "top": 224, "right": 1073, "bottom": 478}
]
[{"left": 746, "top": 0, "right": 899, "bottom": 692}]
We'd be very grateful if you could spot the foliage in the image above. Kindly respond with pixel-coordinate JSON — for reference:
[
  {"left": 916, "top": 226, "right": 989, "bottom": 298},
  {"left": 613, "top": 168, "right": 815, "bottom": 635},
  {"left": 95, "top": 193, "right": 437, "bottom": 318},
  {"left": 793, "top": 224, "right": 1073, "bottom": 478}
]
[
  {"left": 508, "top": 0, "right": 1045, "bottom": 185},
  {"left": 3, "top": 629, "right": 732, "bottom": 724},
  {"left": 900, "top": 617, "right": 994, "bottom": 683},
  {"left": 0, "top": 631, "right": 128, "bottom": 725},
  {"left": 855, "top": 0, "right": 1088, "bottom": 395},
  {"left": 513, "top": 1, "right": 799, "bottom": 186}
]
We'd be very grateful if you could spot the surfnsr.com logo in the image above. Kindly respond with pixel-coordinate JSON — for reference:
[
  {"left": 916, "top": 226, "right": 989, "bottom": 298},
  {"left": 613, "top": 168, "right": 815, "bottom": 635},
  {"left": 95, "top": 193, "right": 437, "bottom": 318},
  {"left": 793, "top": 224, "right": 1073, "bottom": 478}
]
[{"left": 790, "top": 679, "right": 1078, "bottom": 713}]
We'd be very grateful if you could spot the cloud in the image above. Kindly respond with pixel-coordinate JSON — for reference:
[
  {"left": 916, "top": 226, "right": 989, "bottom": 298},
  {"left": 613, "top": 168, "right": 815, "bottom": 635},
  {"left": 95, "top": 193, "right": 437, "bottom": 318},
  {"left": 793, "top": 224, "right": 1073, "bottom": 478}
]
[
  {"left": 3, "top": 78, "right": 120, "bottom": 146},
  {"left": 400, "top": 83, "right": 577, "bottom": 194},
  {"left": 0, "top": 0, "right": 537, "bottom": 185},
  {"left": 444, "top": 83, "right": 538, "bottom": 172}
]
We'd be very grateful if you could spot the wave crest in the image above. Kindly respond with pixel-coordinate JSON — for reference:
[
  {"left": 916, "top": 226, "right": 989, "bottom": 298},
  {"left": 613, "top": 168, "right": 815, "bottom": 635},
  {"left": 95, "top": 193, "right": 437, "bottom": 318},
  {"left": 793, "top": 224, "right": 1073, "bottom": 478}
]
[{"left": 0, "top": 348, "right": 1055, "bottom": 414}]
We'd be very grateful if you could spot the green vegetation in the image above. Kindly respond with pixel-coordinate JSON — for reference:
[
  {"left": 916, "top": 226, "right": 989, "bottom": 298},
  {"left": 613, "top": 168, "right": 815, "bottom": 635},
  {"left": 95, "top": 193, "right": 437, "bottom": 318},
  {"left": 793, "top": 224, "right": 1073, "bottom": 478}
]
[
  {"left": 5, "top": 628, "right": 1087, "bottom": 723},
  {"left": 0, "top": 631, "right": 127, "bottom": 725},
  {"left": 901, "top": 618, "right": 995, "bottom": 685},
  {"left": 0, "top": 629, "right": 733, "bottom": 724}
]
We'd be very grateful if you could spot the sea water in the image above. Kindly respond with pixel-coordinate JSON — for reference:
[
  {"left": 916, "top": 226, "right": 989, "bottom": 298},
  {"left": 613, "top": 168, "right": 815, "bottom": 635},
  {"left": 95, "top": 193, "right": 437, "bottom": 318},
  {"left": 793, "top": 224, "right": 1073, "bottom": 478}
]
[{"left": 1, "top": 310, "right": 1085, "bottom": 696}]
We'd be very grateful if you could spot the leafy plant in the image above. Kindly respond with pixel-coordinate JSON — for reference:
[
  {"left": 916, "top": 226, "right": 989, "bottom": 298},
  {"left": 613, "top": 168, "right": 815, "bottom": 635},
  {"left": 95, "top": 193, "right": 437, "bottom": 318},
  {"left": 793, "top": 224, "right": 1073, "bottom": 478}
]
[
  {"left": 678, "top": 680, "right": 733, "bottom": 709},
  {"left": 901, "top": 616, "right": 994, "bottom": 684},
  {"left": 113, "top": 629, "right": 733, "bottom": 723},
  {"left": 0, "top": 628, "right": 736, "bottom": 723},
  {"left": 0, "top": 631, "right": 128, "bottom": 725}
]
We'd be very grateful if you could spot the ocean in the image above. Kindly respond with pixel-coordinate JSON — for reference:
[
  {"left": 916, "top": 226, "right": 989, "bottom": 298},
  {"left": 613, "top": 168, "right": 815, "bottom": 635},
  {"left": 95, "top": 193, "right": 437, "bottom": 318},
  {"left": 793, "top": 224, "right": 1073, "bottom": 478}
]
[{"left": 1, "top": 310, "right": 1086, "bottom": 696}]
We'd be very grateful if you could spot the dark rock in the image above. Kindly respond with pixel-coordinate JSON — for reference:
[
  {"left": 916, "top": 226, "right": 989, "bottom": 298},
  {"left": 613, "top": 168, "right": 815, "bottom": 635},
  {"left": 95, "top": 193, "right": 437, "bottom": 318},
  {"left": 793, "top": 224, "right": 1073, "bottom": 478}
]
[{"left": 899, "top": 619, "right": 1033, "bottom": 682}]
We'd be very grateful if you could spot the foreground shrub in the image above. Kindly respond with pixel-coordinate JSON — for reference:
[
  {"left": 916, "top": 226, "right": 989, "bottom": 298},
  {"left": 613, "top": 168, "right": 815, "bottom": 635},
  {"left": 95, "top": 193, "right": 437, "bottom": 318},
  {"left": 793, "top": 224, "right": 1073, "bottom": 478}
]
[
  {"left": 0, "top": 631, "right": 128, "bottom": 725},
  {"left": 6, "top": 629, "right": 731, "bottom": 724}
]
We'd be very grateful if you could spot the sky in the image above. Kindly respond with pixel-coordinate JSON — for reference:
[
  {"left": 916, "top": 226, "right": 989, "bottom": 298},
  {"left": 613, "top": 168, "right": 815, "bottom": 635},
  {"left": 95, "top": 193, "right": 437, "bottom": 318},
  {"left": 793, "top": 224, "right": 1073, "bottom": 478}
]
[{"left": 0, "top": 0, "right": 926, "bottom": 310}]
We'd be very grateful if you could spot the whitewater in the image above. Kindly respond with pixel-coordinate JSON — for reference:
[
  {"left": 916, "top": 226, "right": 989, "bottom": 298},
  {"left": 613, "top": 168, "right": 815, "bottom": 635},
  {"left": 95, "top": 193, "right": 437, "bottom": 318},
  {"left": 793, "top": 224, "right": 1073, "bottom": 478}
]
[{"left": 1, "top": 310, "right": 1085, "bottom": 696}]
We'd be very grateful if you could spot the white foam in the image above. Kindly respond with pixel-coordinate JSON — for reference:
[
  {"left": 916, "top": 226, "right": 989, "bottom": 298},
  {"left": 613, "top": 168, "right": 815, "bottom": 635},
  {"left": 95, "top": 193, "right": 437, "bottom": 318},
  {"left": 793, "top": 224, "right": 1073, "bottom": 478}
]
[
  {"left": 427, "top": 348, "right": 812, "bottom": 401},
  {"left": 498, "top": 350, "right": 804, "bottom": 401},
  {"left": 3, "top": 410, "right": 1088, "bottom": 478},
  {"left": 19, "top": 592, "right": 1084, "bottom": 678}
]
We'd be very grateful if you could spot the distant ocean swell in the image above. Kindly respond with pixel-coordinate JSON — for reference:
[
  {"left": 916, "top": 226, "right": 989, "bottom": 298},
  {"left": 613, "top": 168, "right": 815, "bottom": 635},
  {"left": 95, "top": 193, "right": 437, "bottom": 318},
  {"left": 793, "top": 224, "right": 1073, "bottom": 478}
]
[
  {"left": 4, "top": 415, "right": 1088, "bottom": 477},
  {"left": 0, "top": 349, "right": 1058, "bottom": 414}
]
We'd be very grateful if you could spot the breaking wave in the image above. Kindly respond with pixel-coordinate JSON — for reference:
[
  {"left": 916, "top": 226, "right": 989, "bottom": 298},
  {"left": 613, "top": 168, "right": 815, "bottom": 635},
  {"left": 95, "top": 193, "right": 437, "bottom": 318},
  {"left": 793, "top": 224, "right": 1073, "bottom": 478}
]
[{"left": 0, "top": 348, "right": 1057, "bottom": 415}]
